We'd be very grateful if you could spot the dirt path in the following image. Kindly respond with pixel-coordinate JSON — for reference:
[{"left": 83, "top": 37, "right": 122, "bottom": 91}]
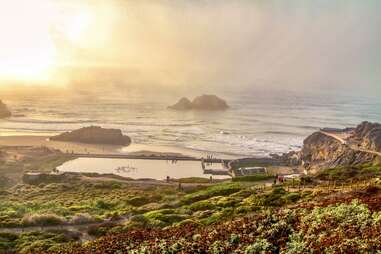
[{"left": 319, "top": 131, "right": 381, "bottom": 157}]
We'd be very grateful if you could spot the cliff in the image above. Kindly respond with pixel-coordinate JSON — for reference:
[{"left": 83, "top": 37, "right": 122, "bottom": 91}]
[
  {"left": 0, "top": 100, "right": 11, "bottom": 118},
  {"left": 299, "top": 132, "right": 375, "bottom": 172},
  {"left": 352, "top": 121, "right": 381, "bottom": 152},
  {"left": 279, "top": 122, "right": 381, "bottom": 173},
  {"left": 169, "top": 95, "right": 229, "bottom": 111},
  {"left": 50, "top": 126, "right": 131, "bottom": 146}
]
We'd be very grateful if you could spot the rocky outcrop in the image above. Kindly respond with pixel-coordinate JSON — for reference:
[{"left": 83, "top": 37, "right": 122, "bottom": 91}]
[
  {"left": 298, "top": 132, "right": 375, "bottom": 172},
  {"left": 352, "top": 121, "right": 381, "bottom": 152},
  {"left": 288, "top": 121, "right": 381, "bottom": 173},
  {"left": 168, "top": 97, "right": 193, "bottom": 110},
  {"left": 50, "top": 126, "right": 131, "bottom": 146},
  {"left": 191, "top": 95, "right": 229, "bottom": 110},
  {"left": 168, "top": 95, "right": 229, "bottom": 111},
  {"left": 0, "top": 100, "right": 11, "bottom": 118}
]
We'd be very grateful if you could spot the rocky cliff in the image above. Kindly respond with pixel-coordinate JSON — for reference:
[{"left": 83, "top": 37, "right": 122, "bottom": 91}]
[
  {"left": 0, "top": 100, "right": 11, "bottom": 118},
  {"left": 352, "top": 121, "right": 381, "bottom": 152},
  {"left": 279, "top": 122, "right": 381, "bottom": 173},
  {"left": 298, "top": 132, "right": 375, "bottom": 172},
  {"left": 169, "top": 95, "right": 229, "bottom": 111},
  {"left": 50, "top": 126, "right": 131, "bottom": 146}
]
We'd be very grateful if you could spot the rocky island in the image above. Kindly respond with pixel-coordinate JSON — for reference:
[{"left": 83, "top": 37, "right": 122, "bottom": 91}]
[
  {"left": 168, "top": 94, "right": 229, "bottom": 111},
  {"left": 0, "top": 100, "right": 11, "bottom": 118},
  {"left": 50, "top": 126, "right": 131, "bottom": 146}
]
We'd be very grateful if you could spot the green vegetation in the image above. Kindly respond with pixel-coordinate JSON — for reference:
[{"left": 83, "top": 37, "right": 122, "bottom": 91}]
[
  {"left": 0, "top": 181, "right": 178, "bottom": 228},
  {"left": 316, "top": 163, "right": 381, "bottom": 181},
  {"left": 181, "top": 183, "right": 242, "bottom": 204},
  {"left": 47, "top": 196, "right": 381, "bottom": 254},
  {"left": 232, "top": 173, "right": 273, "bottom": 182},
  {"left": 0, "top": 230, "right": 80, "bottom": 254},
  {"left": 2, "top": 162, "right": 381, "bottom": 253},
  {"left": 177, "top": 177, "right": 211, "bottom": 183},
  {"left": 0, "top": 147, "right": 74, "bottom": 188}
]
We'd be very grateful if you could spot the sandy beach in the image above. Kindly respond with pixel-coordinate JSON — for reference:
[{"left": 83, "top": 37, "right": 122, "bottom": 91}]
[{"left": 0, "top": 135, "right": 240, "bottom": 160}]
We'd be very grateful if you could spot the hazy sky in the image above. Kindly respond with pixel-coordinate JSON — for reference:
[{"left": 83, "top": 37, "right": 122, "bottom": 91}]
[{"left": 0, "top": 0, "right": 380, "bottom": 94}]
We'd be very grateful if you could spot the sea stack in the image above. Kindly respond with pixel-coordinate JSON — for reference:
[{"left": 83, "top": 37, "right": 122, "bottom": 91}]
[
  {"left": 168, "top": 95, "right": 229, "bottom": 111},
  {"left": 50, "top": 126, "right": 131, "bottom": 146},
  {"left": 0, "top": 100, "right": 11, "bottom": 118},
  {"left": 168, "top": 97, "right": 193, "bottom": 110}
]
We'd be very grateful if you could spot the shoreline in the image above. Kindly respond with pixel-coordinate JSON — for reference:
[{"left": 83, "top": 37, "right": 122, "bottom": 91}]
[{"left": 0, "top": 135, "right": 241, "bottom": 160}]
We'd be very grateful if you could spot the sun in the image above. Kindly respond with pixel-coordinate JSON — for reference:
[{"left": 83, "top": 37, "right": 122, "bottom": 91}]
[
  {"left": 0, "top": 1, "right": 93, "bottom": 83},
  {"left": 0, "top": 0, "right": 58, "bottom": 82}
]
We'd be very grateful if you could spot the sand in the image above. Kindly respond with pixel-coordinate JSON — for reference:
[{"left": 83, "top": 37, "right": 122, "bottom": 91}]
[{"left": 0, "top": 135, "right": 239, "bottom": 160}]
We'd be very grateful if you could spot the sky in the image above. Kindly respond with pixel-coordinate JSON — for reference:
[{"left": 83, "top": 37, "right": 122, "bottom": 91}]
[{"left": 0, "top": 0, "right": 380, "bottom": 95}]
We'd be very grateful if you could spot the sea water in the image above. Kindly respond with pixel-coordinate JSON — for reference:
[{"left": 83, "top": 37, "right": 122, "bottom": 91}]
[{"left": 1, "top": 89, "right": 380, "bottom": 157}]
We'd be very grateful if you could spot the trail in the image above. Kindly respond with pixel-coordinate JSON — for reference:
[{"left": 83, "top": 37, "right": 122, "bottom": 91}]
[{"left": 319, "top": 131, "right": 381, "bottom": 157}]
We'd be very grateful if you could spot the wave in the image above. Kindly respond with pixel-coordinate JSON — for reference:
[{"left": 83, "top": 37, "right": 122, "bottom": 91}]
[
  {"left": 6, "top": 118, "right": 98, "bottom": 125},
  {"left": 110, "top": 121, "right": 197, "bottom": 127},
  {"left": 263, "top": 131, "right": 300, "bottom": 136}
]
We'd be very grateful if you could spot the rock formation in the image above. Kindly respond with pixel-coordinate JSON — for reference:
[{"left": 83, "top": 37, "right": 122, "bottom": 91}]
[
  {"left": 298, "top": 132, "right": 375, "bottom": 172},
  {"left": 0, "top": 100, "right": 11, "bottom": 118},
  {"left": 50, "top": 126, "right": 131, "bottom": 146},
  {"left": 281, "top": 121, "right": 381, "bottom": 173},
  {"left": 168, "top": 95, "right": 229, "bottom": 111},
  {"left": 352, "top": 121, "right": 381, "bottom": 152},
  {"left": 168, "top": 97, "right": 193, "bottom": 110}
]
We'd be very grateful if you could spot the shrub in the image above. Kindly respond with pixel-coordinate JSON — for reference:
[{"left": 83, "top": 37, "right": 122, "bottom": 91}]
[
  {"left": 127, "top": 196, "right": 151, "bottom": 207},
  {"left": 87, "top": 223, "right": 117, "bottom": 237},
  {"left": 70, "top": 213, "right": 96, "bottom": 225},
  {"left": 189, "top": 200, "right": 216, "bottom": 211},
  {"left": 94, "top": 200, "right": 114, "bottom": 210},
  {"left": 181, "top": 183, "right": 242, "bottom": 204},
  {"left": 22, "top": 213, "right": 66, "bottom": 227},
  {"left": 283, "top": 192, "right": 301, "bottom": 203},
  {"left": 144, "top": 209, "right": 188, "bottom": 226},
  {"left": 245, "top": 238, "right": 272, "bottom": 254}
]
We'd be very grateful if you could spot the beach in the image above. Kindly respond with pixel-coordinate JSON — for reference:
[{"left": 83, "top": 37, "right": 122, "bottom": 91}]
[{"left": 0, "top": 135, "right": 239, "bottom": 160}]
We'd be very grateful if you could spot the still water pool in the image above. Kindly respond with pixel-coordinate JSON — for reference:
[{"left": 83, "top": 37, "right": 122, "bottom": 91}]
[{"left": 57, "top": 158, "right": 230, "bottom": 180}]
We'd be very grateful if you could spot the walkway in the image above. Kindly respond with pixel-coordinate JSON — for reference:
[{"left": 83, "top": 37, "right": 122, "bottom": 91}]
[{"left": 319, "top": 131, "right": 381, "bottom": 157}]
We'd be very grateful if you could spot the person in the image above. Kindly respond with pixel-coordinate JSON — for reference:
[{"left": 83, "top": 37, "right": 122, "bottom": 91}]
[
  {"left": 209, "top": 175, "right": 213, "bottom": 183},
  {"left": 166, "top": 176, "right": 170, "bottom": 183}
]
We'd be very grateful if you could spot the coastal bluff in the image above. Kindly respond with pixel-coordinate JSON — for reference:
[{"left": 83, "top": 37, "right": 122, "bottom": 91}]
[
  {"left": 50, "top": 126, "right": 131, "bottom": 146},
  {"left": 168, "top": 95, "right": 229, "bottom": 111},
  {"left": 278, "top": 121, "right": 381, "bottom": 173},
  {"left": 0, "top": 100, "right": 11, "bottom": 118}
]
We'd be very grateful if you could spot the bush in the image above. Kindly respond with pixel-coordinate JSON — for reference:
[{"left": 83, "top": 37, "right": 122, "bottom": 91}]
[
  {"left": 0, "top": 232, "right": 18, "bottom": 252},
  {"left": 181, "top": 183, "right": 242, "bottom": 204},
  {"left": 94, "top": 200, "right": 114, "bottom": 210},
  {"left": 22, "top": 213, "right": 67, "bottom": 227},
  {"left": 70, "top": 213, "right": 96, "bottom": 225},
  {"left": 245, "top": 238, "right": 272, "bottom": 254},
  {"left": 189, "top": 200, "right": 216, "bottom": 211},
  {"left": 127, "top": 196, "right": 151, "bottom": 207}
]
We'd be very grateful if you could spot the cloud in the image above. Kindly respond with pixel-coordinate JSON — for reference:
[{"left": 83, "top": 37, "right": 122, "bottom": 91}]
[{"left": 4, "top": 0, "right": 381, "bottom": 94}]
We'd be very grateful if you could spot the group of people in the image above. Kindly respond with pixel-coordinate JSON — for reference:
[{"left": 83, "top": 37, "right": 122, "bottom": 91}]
[{"left": 166, "top": 159, "right": 178, "bottom": 164}]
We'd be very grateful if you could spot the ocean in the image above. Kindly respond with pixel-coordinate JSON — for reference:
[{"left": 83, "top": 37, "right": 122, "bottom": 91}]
[{"left": 1, "top": 89, "right": 380, "bottom": 157}]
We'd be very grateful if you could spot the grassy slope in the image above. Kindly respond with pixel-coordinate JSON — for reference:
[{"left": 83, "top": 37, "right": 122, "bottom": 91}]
[{"left": 1, "top": 164, "right": 381, "bottom": 253}]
